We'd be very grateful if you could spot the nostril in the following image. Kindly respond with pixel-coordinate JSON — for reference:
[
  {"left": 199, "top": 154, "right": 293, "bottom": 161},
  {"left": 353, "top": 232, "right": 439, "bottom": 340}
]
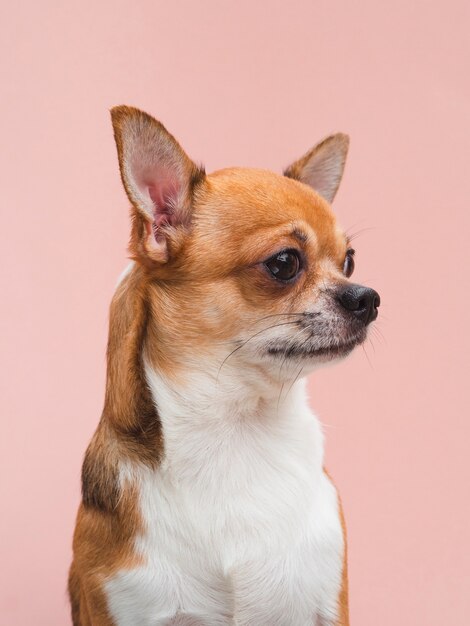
[
  {"left": 337, "top": 284, "right": 380, "bottom": 325},
  {"left": 357, "top": 296, "right": 368, "bottom": 312}
]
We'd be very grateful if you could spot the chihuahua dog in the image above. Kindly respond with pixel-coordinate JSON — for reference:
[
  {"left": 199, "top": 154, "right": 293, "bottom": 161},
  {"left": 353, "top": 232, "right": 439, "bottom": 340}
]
[{"left": 69, "top": 106, "right": 379, "bottom": 626}]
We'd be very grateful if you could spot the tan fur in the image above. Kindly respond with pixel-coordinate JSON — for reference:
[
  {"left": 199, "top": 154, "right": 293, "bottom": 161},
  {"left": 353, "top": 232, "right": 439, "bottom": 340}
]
[
  {"left": 284, "top": 133, "right": 349, "bottom": 203},
  {"left": 143, "top": 168, "right": 349, "bottom": 380},
  {"left": 70, "top": 267, "right": 158, "bottom": 624},
  {"left": 337, "top": 497, "right": 350, "bottom": 626},
  {"left": 70, "top": 107, "right": 353, "bottom": 624},
  {"left": 324, "top": 469, "right": 350, "bottom": 626},
  {"left": 70, "top": 491, "right": 143, "bottom": 624}
]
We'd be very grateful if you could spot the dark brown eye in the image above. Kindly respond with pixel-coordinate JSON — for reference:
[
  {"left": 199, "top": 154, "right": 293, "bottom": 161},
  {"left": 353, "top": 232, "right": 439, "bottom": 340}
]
[
  {"left": 265, "top": 249, "right": 301, "bottom": 281},
  {"left": 343, "top": 248, "right": 355, "bottom": 278}
]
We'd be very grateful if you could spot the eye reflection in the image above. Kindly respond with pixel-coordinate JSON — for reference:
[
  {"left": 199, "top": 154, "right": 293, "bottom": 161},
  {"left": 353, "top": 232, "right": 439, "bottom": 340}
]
[{"left": 265, "top": 249, "right": 301, "bottom": 281}]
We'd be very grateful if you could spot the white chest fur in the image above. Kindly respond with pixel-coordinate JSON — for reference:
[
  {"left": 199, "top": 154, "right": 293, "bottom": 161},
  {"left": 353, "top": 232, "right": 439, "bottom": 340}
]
[{"left": 105, "top": 371, "right": 344, "bottom": 626}]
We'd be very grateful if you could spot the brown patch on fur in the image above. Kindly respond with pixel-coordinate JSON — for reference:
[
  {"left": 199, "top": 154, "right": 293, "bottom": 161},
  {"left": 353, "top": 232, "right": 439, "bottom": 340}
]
[
  {"left": 68, "top": 561, "right": 83, "bottom": 625},
  {"left": 324, "top": 469, "right": 350, "bottom": 626},
  {"left": 70, "top": 264, "right": 163, "bottom": 623},
  {"left": 81, "top": 421, "right": 122, "bottom": 513},
  {"left": 336, "top": 495, "right": 350, "bottom": 626},
  {"left": 70, "top": 484, "right": 144, "bottom": 625},
  {"left": 103, "top": 264, "right": 161, "bottom": 441}
]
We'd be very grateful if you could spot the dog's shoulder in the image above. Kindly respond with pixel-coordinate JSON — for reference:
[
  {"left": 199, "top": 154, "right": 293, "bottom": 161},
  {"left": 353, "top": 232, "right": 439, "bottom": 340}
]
[{"left": 81, "top": 420, "right": 122, "bottom": 513}]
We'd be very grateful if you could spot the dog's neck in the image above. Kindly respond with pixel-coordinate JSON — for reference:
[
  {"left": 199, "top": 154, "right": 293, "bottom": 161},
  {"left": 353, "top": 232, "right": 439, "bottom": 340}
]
[
  {"left": 144, "top": 356, "right": 324, "bottom": 485},
  {"left": 145, "top": 354, "right": 306, "bottom": 422}
]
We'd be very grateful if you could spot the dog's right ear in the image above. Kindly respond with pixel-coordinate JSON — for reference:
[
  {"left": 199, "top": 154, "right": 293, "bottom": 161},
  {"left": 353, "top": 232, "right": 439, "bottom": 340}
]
[{"left": 110, "top": 106, "right": 205, "bottom": 265}]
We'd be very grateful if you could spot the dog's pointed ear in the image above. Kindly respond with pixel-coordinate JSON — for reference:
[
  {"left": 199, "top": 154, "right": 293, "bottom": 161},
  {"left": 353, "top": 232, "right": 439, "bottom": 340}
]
[
  {"left": 111, "top": 106, "right": 205, "bottom": 264},
  {"left": 284, "top": 134, "right": 349, "bottom": 203}
]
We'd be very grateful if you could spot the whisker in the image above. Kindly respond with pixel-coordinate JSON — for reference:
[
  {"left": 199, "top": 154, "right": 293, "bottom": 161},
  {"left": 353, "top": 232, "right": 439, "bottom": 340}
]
[
  {"left": 217, "top": 320, "right": 299, "bottom": 381},
  {"left": 367, "top": 334, "right": 376, "bottom": 354},
  {"left": 282, "top": 365, "right": 305, "bottom": 403},
  {"left": 276, "top": 383, "right": 285, "bottom": 415},
  {"left": 277, "top": 324, "right": 308, "bottom": 382},
  {"left": 347, "top": 226, "right": 377, "bottom": 242},
  {"left": 217, "top": 313, "right": 304, "bottom": 346},
  {"left": 345, "top": 219, "right": 368, "bottom": 235},
  {"left": 252, "top": 312, "right": 306, "bottom": 324},
  {"left": 361, "top": 343, "right": 374, "bottom": 370},
  {"left": 370, "top": 325, "right": 386, "bottom": 345},
  {"left": 277, "top": 351, "right": 289, "bottom": 384}
]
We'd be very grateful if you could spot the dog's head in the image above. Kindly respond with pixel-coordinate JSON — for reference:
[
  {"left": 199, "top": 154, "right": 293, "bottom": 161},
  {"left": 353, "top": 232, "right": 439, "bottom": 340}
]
[{"left": 111, "top": 106, "right": 379, "bottom": 383}]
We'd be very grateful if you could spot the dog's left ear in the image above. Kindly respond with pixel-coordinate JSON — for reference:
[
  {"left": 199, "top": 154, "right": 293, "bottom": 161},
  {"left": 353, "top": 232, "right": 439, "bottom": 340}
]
[
  {"left": 111, "top": 105, "right": 205, "bottom": 264},
  {"left": 284, "top": 134, "right": 349, "bottom": 203}
]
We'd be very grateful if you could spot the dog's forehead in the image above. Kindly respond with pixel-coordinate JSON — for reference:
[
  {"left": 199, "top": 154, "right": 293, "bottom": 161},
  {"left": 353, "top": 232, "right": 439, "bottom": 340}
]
[{"left": 197, "top": 167, "right": 338, "bottom": 238}]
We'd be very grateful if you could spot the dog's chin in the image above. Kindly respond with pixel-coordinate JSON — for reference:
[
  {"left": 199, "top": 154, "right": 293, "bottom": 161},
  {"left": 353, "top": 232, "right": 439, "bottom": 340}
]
[{"left": 266, "top": 329, "right": 368, "bottom": 364}]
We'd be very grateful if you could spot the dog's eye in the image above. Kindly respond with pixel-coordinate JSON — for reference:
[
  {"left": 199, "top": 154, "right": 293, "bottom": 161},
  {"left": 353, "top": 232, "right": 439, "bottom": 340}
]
[
  {"left": 265, "top": 249, "right": 301, "bottom": 281},
  {"left": 343, "top": 248, "right": 355, "bottom": 278}
]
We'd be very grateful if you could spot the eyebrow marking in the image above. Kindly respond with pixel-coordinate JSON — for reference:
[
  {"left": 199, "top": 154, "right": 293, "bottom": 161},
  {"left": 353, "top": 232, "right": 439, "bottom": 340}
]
[{"left": 292, "top": 228, "right": 308, "bottom": 244}]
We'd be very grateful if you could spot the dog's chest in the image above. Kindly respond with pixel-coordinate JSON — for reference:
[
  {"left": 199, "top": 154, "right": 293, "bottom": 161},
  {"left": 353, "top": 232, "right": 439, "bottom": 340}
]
[{"left": 105, "top": 412, "right": 344, "bottom": 626}]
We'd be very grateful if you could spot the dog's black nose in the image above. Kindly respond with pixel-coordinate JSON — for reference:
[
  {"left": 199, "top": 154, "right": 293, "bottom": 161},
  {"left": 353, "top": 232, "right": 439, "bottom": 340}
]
[{"left": 337, "top": 284, "right": 380, "bottom": 325}]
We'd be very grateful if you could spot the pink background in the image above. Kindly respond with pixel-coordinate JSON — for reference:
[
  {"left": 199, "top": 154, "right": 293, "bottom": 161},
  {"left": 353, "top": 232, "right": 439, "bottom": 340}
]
[{"left": 1, "top": 1, "right": 469, "bottom": 624}]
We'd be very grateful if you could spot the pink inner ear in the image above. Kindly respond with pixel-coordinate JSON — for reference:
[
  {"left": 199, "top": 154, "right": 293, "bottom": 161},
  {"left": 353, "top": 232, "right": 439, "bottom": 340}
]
[
  {"left": 148, "top": 183, "right": 177, "bottom": 219},
  {"left": 144, "top": 166, "right": 181, "bottom": 233},
  {"left": 133, "top": 153, "right": 184, "bottom": 240}
]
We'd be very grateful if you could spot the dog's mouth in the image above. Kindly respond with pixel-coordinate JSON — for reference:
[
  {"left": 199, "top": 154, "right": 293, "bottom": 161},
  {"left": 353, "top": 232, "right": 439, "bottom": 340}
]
[{"left": 266, "top": 330, "right": 367, "bottom": 361}]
